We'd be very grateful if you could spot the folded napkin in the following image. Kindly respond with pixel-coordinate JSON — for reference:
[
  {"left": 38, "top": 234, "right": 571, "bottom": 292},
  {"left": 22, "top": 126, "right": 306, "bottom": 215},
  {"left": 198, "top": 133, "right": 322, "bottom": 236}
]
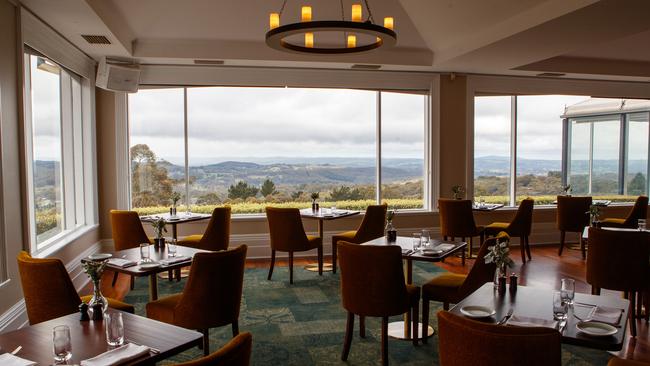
[
  {"left": 107, "top": 258, "right": 137, "bottom": 268},
  {"left": 506, "top": 315, "right": 558, "bottom": 329},
  {"left": 81, "top": 343, "right": 150, "bottom": 366},
  {"left": 0, "top": 353, "right": 36, "bottom": 366},
  {"left": 431, "top": 243, "right": 455, "bottom": 252},
  {"left": 159, "top": 256, "right": 191, "bottom": 266},
  {"left": 588, "top": 305, "right": 623, "bottom": 325}
]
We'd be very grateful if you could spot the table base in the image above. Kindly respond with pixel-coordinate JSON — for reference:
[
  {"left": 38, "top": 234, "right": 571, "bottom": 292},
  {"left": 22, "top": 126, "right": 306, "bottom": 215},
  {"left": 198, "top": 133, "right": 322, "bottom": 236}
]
[
  {"left": 387, "top": 321, "right": 434, "bottom": 340},
  {"left": 304, "top": 263, "right": 333, "bottom": 272}
]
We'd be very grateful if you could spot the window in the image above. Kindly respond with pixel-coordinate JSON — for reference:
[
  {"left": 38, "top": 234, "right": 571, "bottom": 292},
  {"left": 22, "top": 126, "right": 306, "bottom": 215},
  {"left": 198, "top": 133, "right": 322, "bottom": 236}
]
[
  {"left": 128, "top": 87, "right": 429, "bottom": 215},
  {"left": 23, "top": 52, "right": 95, "bottom": 253}
]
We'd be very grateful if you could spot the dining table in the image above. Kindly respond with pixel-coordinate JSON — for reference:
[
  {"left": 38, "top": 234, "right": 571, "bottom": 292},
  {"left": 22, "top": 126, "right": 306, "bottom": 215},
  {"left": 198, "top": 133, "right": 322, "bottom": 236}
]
[
  {"left": 361, "top": 235, "right": 467, "bottom": 340},
  {"left": 450, "top": 283, "right": 630, "bottom": 351},
  {"left": 300, "top": 208, "right": 360, "bottom": 273},
  {"left": 140, "top": 212, "right": 211, "bottom": 240},
  {"left": 0, "top": 309, "right": 202, "bottom": 365}
]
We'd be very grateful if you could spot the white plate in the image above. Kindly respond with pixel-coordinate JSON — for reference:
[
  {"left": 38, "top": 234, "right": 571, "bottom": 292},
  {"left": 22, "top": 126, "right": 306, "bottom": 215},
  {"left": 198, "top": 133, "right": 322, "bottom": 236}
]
[
  {"left": 88, "top": 253, "right": 112, "bottom": 261},
  {"left": 140, "top": 262, "right": 161, "bottom": 269},
  {"left": 576, "top": 321, "right": 618, "bottom": 337},
  {"left": 460, "top": 305, "right": 496, "bottom": 319},
  {"left": 420, "top": 248, "right": 443, "bottom": 256}
]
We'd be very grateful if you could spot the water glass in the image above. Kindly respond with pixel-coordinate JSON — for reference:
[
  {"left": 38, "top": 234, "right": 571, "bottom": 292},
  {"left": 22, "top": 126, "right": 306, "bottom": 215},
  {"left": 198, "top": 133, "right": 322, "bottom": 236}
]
[
  {"left": 479, "top": 197, "right": 486, "bottom": 208},
  {"left": 331, "top": 205, "right": 337, "bottom": 214},
  {"left": 105, "top": 312, "right": 125, "bottom": 347},
  {"left": 421, "top": 230, "right": 431, "bottom": 248},
  {"left": 553, "top": 292, "right": 568, "bottom": 320},
  {"left": 168, "top": 238, "right": 178, "bottom": 257},
  {"left": 412, "top": 233, "right": 422, "bottom": 251},
  {"left": 140, "top": 243, "right": 150, "bottom": 263},
  {"left": 639, "top": 219, "right": 646, "bottom": 231},
  {"left": 561, "top": 278, "right": 575, "bottom": 305},
  {"left": 53, "top": 325, "right": 72, "bottom": 362}
]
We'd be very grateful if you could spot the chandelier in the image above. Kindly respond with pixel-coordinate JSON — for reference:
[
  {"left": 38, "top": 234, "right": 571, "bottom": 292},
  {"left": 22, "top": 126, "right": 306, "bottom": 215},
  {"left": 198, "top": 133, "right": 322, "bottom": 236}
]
[{"left": 266, "top": 0, "right": 396, "bottom": 54}]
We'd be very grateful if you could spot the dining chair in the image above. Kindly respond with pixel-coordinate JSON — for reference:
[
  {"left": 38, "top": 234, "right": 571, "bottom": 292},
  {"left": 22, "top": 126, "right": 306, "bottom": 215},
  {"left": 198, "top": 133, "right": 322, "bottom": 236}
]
[
  {"left": 265, "top": 207, "right": 323, "bottom": 284},
  {"left": 556, "top": 195, "right": 592, "bottom": 258},
  {"left": 331, "top": 203, "right": 387, "bottom": 273},
  {"left": 586, "top": 227, "right": 649, "bottom": 337},
  {"left": 421, "top": 233, "right": 507, "bottom": 343},
  {"left": 485, "top": 198, "right": 534, "bottom": 263},
  {"left": 16, "top": 251, "right": 134, "bottom": 325},
  {"left": 607, "top": 357, "right": 650, "bottom": 366},
  {"left": 338, "top": 241, "right": 420, "bottom": 365},
  {"left": 174, "top": 332, "right": 252, "bottom": 366},
  {"left": 178, "top": 207, "right": 231, "bottom": 251},
  {"left": 437, "top": 311, "right": 561, "bottom": 366},
  {"left": 146, "top": 245, "right": 247, "bottom": 355},
  {"left": 438, "top": 199, "right": 485, "bottom": 259},
  {"left": 110, "top": 210, "right": 152, "bottom": 288},
  {"left": 599, "top": 196, "right": 648, "bottom": 229}
]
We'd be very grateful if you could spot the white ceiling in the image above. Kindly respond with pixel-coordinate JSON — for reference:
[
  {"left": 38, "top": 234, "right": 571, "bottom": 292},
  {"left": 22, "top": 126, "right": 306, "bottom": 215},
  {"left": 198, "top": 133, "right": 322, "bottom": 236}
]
[{"left": 18, "top": 0, "right": 650, "bottom": 81}]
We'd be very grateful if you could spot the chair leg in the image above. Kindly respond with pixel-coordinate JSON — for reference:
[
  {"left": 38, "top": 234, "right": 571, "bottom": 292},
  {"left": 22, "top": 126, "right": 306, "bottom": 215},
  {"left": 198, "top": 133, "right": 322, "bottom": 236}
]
[
  {"left": 333, "top": 240, "right": 338, "bottom": 274},
  {"left": 130, "top": 275, "right": 135, "bottom": 290},
  {"left": 422, "top": 298, "right": 429, "bottom": 344},
  {"left": 520, "top": 236, "right": 526, "bottom": 264},
  {"left": 267, "top": 250, "right": 276, "bottom": 280},
  {"left": 359, "top": 315, "right": 366, "bottom": 338},
  {"left": 168, "top": 269, "right": 173, "bottom": 282},
  {"left": 111, "top": 272, "right": 119, "bottom": 287},
  {"left": 289, "top": 251, "right": 294, "bottom": 284},
  {"left": 232, "top": 321, "right": 239, "bottom": 337},
  {"left": 630, "top": 291, "right": 637, "bottom": 337},
  {"left": 381, "top": 316, "right": 389, "bottom": 366},
  {"left": 558, "top": 231, "right": 565, "bottom": 256},
  {"left": 465, "top": 237, "right": 471, "bottom": 257},
  {"left": 644, "top": 290, "right": 649, "bottom": 323},
  {"left": 341, "top": 312, "right": 354, "bottom": 361},
  {"left": 175, "top": 268, "right": 181, "bottom": 281},
  {"left": 412, "top": 302, "right": 419, "bottom": 346},
  {"left": 202, "top": 328, "right": 210, "bottom": 356},
  {"left": 318, "top": 245, "right": 323, "bottom": 276},
  {"left": 525, "top": 236, "right": 532, "bottom": 260},
  {"left": 461, "top": 247, "right": 465, "bottom": 266},
  {"left": 637, "top": 291, "right": 643, "bottom": 319},
  {"left": 580, "top": 236, "right": 586, "bottom": 260}
]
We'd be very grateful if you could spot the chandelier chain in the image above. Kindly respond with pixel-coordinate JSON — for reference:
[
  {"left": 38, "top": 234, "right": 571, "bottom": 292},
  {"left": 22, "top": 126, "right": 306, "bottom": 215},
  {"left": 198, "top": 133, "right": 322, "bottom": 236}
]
[
  {"left": 278, "top": 0, "right": 288, "bottom": 16},
  {"left": 362, "top": 0, "right": 375, "bottom": 23},
  {"left": 340, "top": 0, "right": 346, "bottom": 43}
]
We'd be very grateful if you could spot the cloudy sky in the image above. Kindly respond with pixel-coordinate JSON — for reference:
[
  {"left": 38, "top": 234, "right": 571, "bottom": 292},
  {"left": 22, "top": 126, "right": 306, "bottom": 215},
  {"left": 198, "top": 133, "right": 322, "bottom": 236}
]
[{"left": 30, "top": 55, "right": 62, "bottom": 163}]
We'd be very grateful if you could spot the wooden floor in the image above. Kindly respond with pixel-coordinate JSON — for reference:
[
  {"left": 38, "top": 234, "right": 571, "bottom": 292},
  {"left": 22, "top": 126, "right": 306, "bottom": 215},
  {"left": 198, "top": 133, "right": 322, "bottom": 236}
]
[{"left": 93, "top": 244, "right": 650, "bottom": 363}]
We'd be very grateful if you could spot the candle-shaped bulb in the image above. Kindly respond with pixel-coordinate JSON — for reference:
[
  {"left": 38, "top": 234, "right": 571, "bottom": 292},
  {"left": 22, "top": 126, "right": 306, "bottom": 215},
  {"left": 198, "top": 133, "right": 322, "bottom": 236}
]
[
  {"left": 384, "top": 17, "right": 394, "bottom": 30},
  {"left": 301, "top": 6, "right": 312, "bottom": 22},
  {"left": 347, "top": 35, "right": 356, "bottom": 48},
  {"left": 351, "top": 4, "right": 362, "bottom": 22},
  {"left": 305, "top": 32, "right": 314, "bottom": 48},
  {"left": 269, "top": 13, "right": 280, "bottom": 29}
]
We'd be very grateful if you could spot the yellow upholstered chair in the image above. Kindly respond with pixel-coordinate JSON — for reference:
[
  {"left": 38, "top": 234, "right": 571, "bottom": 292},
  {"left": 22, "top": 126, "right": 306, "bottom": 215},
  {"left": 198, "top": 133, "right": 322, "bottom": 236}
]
[
  {"left": 331, "top": 204, "right": 387, "bottom": 273},
  {"left": 556, "top": 195, "right": 592, "bottom": 258},
  {"left": 179, "top": 207, "right": 231, "bottom": 251},
  {"left": 600, "top": 196, "right": 648, "bottom": 229},
  {"left": 437, "top": 311, "right": 561, "bottom": 366},
  {"left": 17, "top": 251, "right": 134, "bottom": 325},
  {"left": 265, "top": 207, "right": 323, "bottom": 284},
  {"left": 421, "top": 233, "right": 508, "bottom": 343},
  {"left": 338, "top": 241, "right": 420, "bottom": 365},
  {"left": 607, "top": 357, "right": 650, "bottom": 366},
  {"left": 147, "top": 245, "right": 247, "bottom": 356},
  {"left": 110, "top": 210, "right": 152, "bottom": 287},
  {"left": 174, "top": 332, "right": 252, "bottom": 366},
  {"left": 485, "top": 198, "right": 534, "bottom": 263},
  {"left": 438, "top": 199, "right": 485, "bottom": 259},
  {"left": 586, "top": 227, "right": 649, "bottom": 337}
]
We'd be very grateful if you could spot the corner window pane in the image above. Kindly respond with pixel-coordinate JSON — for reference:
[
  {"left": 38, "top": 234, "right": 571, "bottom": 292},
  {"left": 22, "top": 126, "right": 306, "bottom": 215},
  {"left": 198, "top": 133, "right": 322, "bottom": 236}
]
[
  {"left": 626, "top": 113, "right": 649, "bottom": 195},
  {"left": 591, "top": 119, "right": 620, "bottom": 195},
  {"left": 569, "top": 120, "right": 590, "bottom": 195}
]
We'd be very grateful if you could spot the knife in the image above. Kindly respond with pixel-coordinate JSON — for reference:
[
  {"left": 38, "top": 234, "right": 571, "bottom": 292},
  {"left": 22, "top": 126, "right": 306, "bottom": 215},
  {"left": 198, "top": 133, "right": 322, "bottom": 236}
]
[{"left": 497, "top": 309, "right": 514, "bottom": 325}]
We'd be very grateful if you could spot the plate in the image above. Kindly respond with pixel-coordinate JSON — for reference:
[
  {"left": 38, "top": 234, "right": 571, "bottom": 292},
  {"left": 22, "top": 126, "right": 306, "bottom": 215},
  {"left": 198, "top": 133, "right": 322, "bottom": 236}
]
[
  {"left": 576, "top": 321, "right": 617, "bottom": 337},
  {"left": 87, "top": 253, "right": 112, "bottom": 261},
  {"left": 168, "top": 217, "right": 181, "bottom": 221},
  {"left": 140, "top": 262, "right": 161, "bottom": 269},
  {"left": 420, "top": 248, "right": 443, "bottom": 256},
  {"left": 460, "top": 305, "right": 496, "bottom": 318}
]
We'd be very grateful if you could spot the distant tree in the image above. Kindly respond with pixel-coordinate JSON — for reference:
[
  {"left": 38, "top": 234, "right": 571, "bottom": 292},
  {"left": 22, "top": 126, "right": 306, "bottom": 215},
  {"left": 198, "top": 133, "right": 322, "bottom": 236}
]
[
  {"left": 196, "top": 192, "right": 222, "bottom": 205},
  {"left": 547, "top": 171, "right": 562, "bottom": 178},
  {"left": 260, "top": 179, "right": 277, "bottom": 196},
  {"left": 627, "top": 172, "right": 646, "bottom": 195},
  {"left": 291, "top": 190, "right": 304, "bottom": 200},
  {"left": 228, "top": 181, "right": 259, "bottom": 200},
  {"left": 329, "top": 185, "right": 364, "bottom": 201},
  {"left": 130, "top": 144, "right": 175, "bottom": 207}
]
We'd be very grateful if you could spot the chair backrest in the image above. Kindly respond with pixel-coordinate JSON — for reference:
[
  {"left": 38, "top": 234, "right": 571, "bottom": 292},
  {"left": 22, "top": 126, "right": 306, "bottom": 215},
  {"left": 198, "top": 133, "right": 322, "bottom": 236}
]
[
  {"left": 556, "top": 196, "right": 592, "bottom": 232},
  {"left": 110, "top": 210, "right": 150, "bottom": 251},
  {"left": 174, "top": 245, "right": 247, "bottom": 329},
  {"left": 508, "top": 198, "right": 534, "bottom": 236},
  {"left": 265, "top": 207, "right": 311, "bottom": 252},
  {"left": 607, "top": 357, "right": 650, "bottom": 366},
  {"left": 17, "top": 251, "right": 82, "bottom": 325},
  {"left": 438, "top": 199, "right": 479, "bottom": 237},
  {"left": 198, "top": 206, "right": 231, "bottom": 251},
  {"left": 175, "top": 332, "right": 252, "bottom": 366},
  {"left": 437, "top": 311, "right": 561, "bottom": 366},
  {"left": 586, "top": 227, "right": 649, "bottom": 292},
  {"left": 623, "top": 196, "right": 648, "bottom": 227},
  {"left": 338, "top": 241, "right": 409, "bottom": 317},
  {"left": 457, "top": 234, "right": 506, "bottom": 298},
  {"left": 353, "top": 204, "right": 387, "bottom": 243}
]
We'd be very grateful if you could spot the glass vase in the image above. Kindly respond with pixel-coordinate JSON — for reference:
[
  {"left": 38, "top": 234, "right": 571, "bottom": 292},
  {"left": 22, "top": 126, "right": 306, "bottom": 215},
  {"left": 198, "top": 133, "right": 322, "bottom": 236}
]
[
  {"left": 87, "top": 278, "right": 108, "bottom": 315},
  {"left": 385, "top": 221, "right": 397, "bottom": 242},
  {"left": 493, "top": 264, "right": 506, "bottom": 288}
]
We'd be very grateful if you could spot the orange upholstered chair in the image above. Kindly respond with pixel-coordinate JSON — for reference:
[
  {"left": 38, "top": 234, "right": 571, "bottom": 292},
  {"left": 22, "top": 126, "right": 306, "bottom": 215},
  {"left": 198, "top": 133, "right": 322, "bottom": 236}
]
[
  {"left": 485, "top": 198, "right": 534, "bottom": 263},
  {"left": 600, "top": 196, "right": 648, "bottom": 229},
  {"left": 147, "top": 245, "right": 247, "bottom": 355},
  {"left": 586, "top": 227, "right": 649, "bottom": 337},
  {"left": 265, "top": 207, "right": 323, "bottom": 284},
  {"left": 607, "top": 357, "right": 650, "bottom": 366},
  {"left": 175, "top": 332, "right": 252, "bottom": 366},
  {"left": 437, "top": 311, "right": 561, "bottom": 366},
  {"left": 331, "top": 204, "right": 387, "bottom": 273},
  {"left": 421, "top": 234, "right": 506, "bottom": 343},
  {"left": 110, "top": 210, "right": 152, "bottom": 287},
  {"left": 338, "top": 241, "right": 420, "bottom": 365},
  {"left": 179, "top": 207, "right": 231, "bottom": 251},
  {"left": 438, "top": 199, "right": 484, "bottom": 258},
  {"left": 17, "top": 251, "right": 134, "bottom": 325},
  {"left": 556, "top": 195, "right": 592, "bottom": 258}
]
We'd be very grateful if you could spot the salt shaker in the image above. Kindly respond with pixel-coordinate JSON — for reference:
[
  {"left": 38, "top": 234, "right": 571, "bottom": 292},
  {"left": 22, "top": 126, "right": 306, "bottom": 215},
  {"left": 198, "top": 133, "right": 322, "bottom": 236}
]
[
  {"left": 79, "top": 303, "right": 90, "bottom": 321},
  {"left": 91, "top": 304, "right": 103, "bottom": 321},
  {"left": 509, "top": 273, "right": 518, "bottom": 293}
]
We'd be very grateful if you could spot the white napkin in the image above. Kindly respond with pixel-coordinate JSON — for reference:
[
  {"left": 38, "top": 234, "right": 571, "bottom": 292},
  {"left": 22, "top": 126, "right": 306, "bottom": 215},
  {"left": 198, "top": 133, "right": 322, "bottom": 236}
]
[
  {"left": 506, "top": 314, "right": 558, "bottom": 329},
  {"left": 0, "top": 353, "right": 36, "bottom": 366},
  {"left": 107, "top": 258, "right": 137, "bottom": 268},
  {"left": 159, "top": 256, "right": 190, "bottom": 266},
  {"left": 81, "top": 343, "right": 150, "bottom": 366},
  {"left": 588, "top": 305, "right": 623, "bottom": 325}
]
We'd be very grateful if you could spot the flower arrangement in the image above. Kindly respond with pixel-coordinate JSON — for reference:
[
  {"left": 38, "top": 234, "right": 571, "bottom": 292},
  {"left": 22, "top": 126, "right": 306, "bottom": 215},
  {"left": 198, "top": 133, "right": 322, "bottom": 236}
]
[
  {"left": 170, "top": 192, "right": 182, "bottom": 207},
  {"left": 561, "top": 184, "right": 572, "bottom": 195},
  {"left": 386, "top": 209, "right": 396, "bottom": 222},
  {"left": 82, "top": 259, "right": 108, "bottom": 282},
  {"left": 484, "top": 235, "right": 514, "bottom": 277},
  {"left": 310, "top": 192, "right": 320, "bottom": 202},
  {"left": 452, "top": 185, "right": 465, "bottom": 200},
  {"left": 151, "top": 217, "right": 167, "bottom": 239},
  {"left": 587, "top": 204, "right": 602, "bottom": 226}
]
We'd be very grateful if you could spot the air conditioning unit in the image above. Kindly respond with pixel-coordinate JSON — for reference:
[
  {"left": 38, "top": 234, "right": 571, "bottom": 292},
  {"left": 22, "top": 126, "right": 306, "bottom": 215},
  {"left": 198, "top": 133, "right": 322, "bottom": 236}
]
[{"left": 96, "top": 57, "right": 141, "bottom": 93}]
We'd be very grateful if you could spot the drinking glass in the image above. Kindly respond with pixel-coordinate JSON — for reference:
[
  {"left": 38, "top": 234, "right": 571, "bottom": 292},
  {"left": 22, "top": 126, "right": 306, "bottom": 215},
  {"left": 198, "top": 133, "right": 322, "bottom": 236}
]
[
  {"left": 561, "top": 278, "right": 575, "bottom": 305},
  {"left": 479, "top": 197, "right": 486, "bottom": 208},
  {"left": 639, "top": 219, "right": 646, "bottom": 231},
  {"left": 53, "top": 325, "right": 72, "bottom": 362},
  {"left": 421, "top": 230, "right": 431, "bottom": 249},
  {"left": 140, "top": 243, "right": 150, "bottom": 263},
  {"left": 331, "top": 205, "right": 337, "bottom": 215},
  {"left": 168, "top": 238, "right": 177, "bottom": 257},
  {"left": 105, "top": 312, "right": 125, "bottom": 347},
  {"left": 412, "top": 233, "right": 422, "bottom": 251},
  {"left": 553, "top": 292, "right": 568, "bottom": 320}
]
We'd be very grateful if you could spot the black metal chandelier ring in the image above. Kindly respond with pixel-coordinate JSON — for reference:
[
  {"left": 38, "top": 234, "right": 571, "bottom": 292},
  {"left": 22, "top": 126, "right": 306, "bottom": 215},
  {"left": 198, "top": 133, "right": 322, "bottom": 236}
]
[{"left": 266, "top": 21, "right": 397, "bottom": 54}]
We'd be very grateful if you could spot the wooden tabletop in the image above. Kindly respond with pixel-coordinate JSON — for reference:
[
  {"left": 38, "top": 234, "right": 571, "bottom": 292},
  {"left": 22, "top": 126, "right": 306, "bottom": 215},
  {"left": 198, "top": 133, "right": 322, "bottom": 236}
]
[
  {"left": 361, "top": 236, "right": 467, "bottom": 263},
  {"left": 472, "top": 203, "right": 504, "bottom": 211},
  {"left": 0, "top": 309, "right": 202, "bottom": 365},
  {"left": 450, "top": 283, "right": 629, "bottom": 351},
  {"left": 105, "top": 245, "right": 209, "bottom": 277},
  {"left": 299, "top": 208, "right": 360, "bottom": 221},
  {"left": 581, "top": 226, "right": 647, "bottom": 241},
  {"left": 140, "top": 212, "right": 211, "bottom": 224}
]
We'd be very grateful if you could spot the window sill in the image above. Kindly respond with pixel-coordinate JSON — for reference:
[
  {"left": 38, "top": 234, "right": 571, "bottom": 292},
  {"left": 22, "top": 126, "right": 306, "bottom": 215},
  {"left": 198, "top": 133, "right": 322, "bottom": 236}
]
[
  {"left": 33, "top": 224, "right": 99, "bottom": 259},
  {"left": 226, "top": 209, "right": 435, "bottom": 222},
  {"left": 476, "top": 202, "right": 635, "bottom": 212}
]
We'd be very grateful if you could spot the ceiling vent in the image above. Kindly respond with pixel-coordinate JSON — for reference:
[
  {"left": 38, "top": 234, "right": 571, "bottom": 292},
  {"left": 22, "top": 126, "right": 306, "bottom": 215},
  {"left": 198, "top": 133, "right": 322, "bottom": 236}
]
[
  {"left": 351, "top": 64, "right": 381, "bottom": 70},
  {"left": 536, "top": 72, "right": 566, "bottom": 77},
  {"left": 194, "top": 59, "right": 225, "bottom": 65},
  {"left": 81, "top": 35, "right": 111, "bottom": 45}
]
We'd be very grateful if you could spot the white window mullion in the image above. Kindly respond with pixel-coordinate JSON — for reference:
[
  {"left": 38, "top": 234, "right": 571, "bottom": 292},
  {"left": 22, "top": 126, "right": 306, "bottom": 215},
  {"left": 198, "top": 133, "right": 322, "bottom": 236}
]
[
  {"left": 184, "top": 88, "right": 190, "bottom": 211},
  {"left": 509, "top": 96, "right": 517, "bottom": 206},
  {"left": 60, "top": 71, "right": 75, "bottom": 229},
  {"left": 71, "top": 75, "right": 85, "bottom": 227},
  {"left": 23, "top": 55, "right": 38, "bottom": 253},
  {"left": 376, "top": 91, "right": 381, "bottom": 204}
]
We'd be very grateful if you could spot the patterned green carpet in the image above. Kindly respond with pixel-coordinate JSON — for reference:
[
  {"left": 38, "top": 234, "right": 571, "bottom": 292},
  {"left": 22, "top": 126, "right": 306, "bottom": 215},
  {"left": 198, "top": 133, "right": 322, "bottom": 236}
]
[{"left": 124, "top": 262, "right": 613, "bottom": 365}]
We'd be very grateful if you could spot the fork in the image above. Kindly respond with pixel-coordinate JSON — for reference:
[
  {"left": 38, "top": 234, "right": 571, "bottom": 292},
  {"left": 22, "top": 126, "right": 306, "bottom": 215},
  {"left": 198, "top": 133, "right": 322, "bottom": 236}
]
[{"left": 11, "top": 345, "right": 22, "bottom": 355}]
